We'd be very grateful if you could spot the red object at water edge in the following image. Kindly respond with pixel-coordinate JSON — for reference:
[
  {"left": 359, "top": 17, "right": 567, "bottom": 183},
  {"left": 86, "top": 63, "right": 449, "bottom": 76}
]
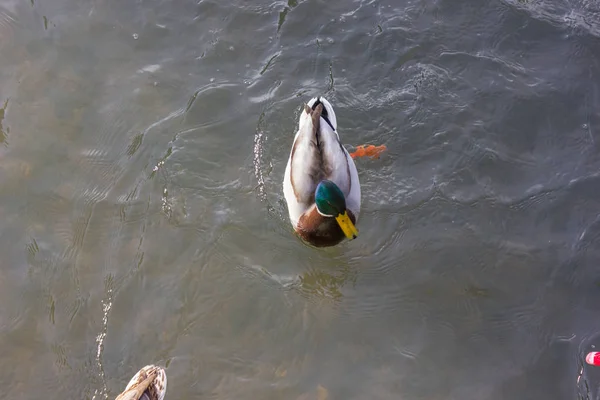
[{"left": 586, "top": 352, "right": 600, "bottom": 366}]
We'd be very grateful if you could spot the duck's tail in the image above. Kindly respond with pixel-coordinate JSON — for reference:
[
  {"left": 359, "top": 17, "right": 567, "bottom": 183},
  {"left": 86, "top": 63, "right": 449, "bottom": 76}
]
[{"left": 306, "top": 96, "right": 337, "bottom": 131}]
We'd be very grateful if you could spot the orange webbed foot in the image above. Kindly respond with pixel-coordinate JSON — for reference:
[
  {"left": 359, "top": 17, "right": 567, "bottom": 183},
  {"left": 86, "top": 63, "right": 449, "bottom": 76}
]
[{"left": 349, "top": 144, "right": 387, "bottom": 159}]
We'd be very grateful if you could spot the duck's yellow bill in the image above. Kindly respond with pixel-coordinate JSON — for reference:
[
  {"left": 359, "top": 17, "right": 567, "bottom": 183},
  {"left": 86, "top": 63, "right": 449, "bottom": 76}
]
[{"left": 335, "top": 211, "right": 358, "bottom": 240}]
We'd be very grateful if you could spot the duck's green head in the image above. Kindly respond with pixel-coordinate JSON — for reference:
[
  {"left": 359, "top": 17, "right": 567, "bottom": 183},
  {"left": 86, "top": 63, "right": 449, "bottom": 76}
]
[{"left": 315, "top": 180, "right": 358, "bottom": 240}]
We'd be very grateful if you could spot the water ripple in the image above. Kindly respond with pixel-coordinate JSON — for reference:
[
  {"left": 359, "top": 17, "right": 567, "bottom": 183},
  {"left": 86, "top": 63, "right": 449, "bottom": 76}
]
[
  {"left": 503, "top": 0, "right": 600, "bottom": 38},
  {"left": 0, "top": 6, "right": 18, "bottom": 45},
  {"left": 91, "top": 276, "right": 113, "bottom": 400}
]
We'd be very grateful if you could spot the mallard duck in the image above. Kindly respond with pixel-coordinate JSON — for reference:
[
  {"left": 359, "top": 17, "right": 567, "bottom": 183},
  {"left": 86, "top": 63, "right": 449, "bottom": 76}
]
[
  {"left": 115, "top": 365, "right": 167, "bottom": 400},
  {"left": 283, "top": 96, "right": 361, "bottom": 247}
]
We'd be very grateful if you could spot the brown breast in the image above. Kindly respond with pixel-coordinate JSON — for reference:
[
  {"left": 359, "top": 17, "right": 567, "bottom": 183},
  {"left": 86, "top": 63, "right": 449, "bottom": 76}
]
[{"left": 296, "top": 207, "right": 356, "bottom": 247}]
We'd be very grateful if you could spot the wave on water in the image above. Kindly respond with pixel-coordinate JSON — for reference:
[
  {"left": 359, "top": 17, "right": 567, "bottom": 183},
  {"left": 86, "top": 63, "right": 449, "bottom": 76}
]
[{"left": 503, "top": 0, "right": 600, "bottom": 38}]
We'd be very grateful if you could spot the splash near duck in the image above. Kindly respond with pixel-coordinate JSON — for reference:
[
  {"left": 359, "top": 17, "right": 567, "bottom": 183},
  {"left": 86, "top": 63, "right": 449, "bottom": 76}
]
[
  {"left": 115, "top": 365, "right": 167, "bottom": 400},
  {"left": 283, "top": 96, "right": 361, "bottom": 247}
]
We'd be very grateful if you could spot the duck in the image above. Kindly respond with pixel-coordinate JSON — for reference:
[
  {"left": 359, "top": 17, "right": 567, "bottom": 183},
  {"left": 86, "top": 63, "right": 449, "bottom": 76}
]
[
  {"left": 283, "top": 96, "right": 361, "bottom": 247},
  {"left": 115, "top": 365, "right": 167, "bottom": 400}
]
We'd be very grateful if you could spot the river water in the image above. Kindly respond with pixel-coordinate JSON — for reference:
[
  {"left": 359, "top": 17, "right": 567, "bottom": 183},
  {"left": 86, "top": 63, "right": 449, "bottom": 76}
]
[{"left": 1, "top": 0, "right": 600, "bottom": 399}]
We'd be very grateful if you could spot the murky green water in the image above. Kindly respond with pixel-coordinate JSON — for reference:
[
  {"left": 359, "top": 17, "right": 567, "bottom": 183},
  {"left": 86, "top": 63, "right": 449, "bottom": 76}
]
[{"left": 1, "top": 0, "right": 600, "bottom": 399}]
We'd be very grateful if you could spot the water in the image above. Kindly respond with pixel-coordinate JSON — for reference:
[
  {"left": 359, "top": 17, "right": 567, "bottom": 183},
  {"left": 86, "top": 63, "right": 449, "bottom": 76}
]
[{"left": 0, "top": 0, "right": 599, "bottom": 399}]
